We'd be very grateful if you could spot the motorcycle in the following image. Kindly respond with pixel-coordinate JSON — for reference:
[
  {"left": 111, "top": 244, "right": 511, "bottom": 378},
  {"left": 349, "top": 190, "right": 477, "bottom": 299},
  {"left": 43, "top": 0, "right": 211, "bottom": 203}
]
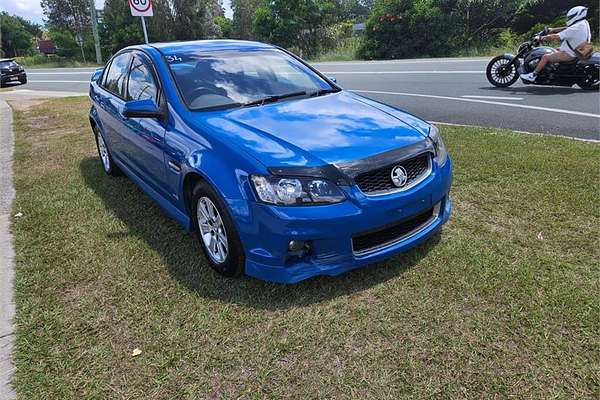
[{"left": 486, "top": 29, "right": 600, "bottom": 90}]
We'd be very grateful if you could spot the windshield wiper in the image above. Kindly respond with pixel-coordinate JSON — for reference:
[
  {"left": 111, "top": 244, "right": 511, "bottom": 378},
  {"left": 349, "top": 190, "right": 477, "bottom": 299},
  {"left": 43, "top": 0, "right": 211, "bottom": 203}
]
[
  {"left": 309, "top": 88, "right": 338, "bottom": 97},
  {"left": 241, "top": 91, "right": 308, "bottom": 108}
]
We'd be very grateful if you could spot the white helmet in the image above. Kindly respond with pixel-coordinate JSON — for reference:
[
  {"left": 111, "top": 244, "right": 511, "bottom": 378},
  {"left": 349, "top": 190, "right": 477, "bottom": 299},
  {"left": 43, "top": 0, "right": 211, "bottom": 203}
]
[{"left": 567, "top": 6, "right": 587, "bottom": 26}]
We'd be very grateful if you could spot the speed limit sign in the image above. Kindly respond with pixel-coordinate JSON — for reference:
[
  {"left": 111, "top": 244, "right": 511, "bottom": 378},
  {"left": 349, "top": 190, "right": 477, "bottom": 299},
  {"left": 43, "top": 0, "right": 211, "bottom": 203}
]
[{"left": 129, "top": 0, "right": 153, "bottom": 17}]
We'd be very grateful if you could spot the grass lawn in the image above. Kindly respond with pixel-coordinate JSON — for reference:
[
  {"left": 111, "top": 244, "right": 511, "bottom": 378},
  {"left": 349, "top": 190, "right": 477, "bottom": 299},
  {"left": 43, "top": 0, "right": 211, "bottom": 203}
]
[{"left": 9, "top": 97, "right": 599, "bottom": 399}]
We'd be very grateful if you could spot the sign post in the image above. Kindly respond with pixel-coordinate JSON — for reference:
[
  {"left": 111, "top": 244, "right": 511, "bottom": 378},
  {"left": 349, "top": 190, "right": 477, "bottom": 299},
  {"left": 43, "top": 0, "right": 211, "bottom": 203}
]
[{"left": 128, "top": 0, "right": 153, "bottom": 44}]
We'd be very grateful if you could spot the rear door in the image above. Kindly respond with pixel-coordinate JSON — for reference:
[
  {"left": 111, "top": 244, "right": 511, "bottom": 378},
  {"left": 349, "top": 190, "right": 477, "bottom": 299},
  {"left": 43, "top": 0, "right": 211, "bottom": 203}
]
[{"left": 120, "top": 53, "right": 168, "bottom": 196}]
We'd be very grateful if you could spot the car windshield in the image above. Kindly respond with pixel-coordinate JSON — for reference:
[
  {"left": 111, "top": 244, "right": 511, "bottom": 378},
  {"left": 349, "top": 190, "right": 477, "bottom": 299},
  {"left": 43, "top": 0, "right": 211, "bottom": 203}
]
[
  {"left": 0, "top": 60, "right": 16, "bottom": 68},
  {"left": 164, "top": 48, "right": 334, "bottom": 110}
]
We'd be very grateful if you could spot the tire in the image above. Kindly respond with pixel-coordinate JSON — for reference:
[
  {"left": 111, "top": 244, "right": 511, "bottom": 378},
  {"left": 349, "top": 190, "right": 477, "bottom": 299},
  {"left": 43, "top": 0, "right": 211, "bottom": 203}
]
[
  {"left": 191, "top": 181, "right": 245, "bottom": 277},
  {"left": 486, "top": 55, "right": 520, "bottom": 88},
  {"left": 19, "top": 77, "right": 27, "bottom": 85},
  {"left": 577, "top": 66, "right": 599, "bottom": 90},
  {"left": 93, "top": 126, "right": 122, "bottom": 176}
]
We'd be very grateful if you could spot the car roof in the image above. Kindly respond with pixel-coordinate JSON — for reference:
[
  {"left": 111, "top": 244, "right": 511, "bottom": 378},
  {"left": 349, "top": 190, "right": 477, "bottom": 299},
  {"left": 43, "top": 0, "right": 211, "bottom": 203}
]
[
  {"left": 0, "top": 58, "right": 15, "bottom": 62},
  {"left": 133, "top": 39, "right": 276, "bottom": 55}
]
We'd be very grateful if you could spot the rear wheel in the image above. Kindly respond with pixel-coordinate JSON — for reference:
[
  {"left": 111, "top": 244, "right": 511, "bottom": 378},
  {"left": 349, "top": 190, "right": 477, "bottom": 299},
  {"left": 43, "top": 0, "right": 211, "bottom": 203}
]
[
  {"left": 577, "top": 66, "right": 599, "bottom": 90},
  {"left": 191, "top": 181, "right": 245, "bottom": 277},
  {"left": 94, "top": 127, "right": 122, "bottom": 176},
  {"left": 486, "top": 55, "right": 519, "bottom": 87}
]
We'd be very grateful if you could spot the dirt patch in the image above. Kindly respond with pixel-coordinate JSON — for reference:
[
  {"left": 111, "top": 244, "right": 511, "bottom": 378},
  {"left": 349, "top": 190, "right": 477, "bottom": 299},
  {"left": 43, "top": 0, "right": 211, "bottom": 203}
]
[{"left": 5, "top": 98, "right": 46, "bottom": 112}]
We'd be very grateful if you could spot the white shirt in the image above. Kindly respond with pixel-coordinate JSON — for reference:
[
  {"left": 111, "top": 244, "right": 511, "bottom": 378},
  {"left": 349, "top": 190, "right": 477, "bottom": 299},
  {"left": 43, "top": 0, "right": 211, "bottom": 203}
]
[{"left": 559, "top": 20, "right": 591, "bottom": 57}]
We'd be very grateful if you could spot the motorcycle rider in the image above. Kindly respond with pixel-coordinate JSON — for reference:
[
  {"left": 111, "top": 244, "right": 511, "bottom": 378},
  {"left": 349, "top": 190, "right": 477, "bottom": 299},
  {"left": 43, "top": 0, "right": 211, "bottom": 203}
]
[{"left": 521, "top": 6, "right": 591, "bottom": 82}]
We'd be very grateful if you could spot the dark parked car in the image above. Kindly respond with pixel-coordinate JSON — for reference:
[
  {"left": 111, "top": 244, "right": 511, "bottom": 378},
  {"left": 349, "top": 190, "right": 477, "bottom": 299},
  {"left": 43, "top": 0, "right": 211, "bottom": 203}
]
[{"left": 0, "top": 58, "right": 27, "bottom": 87}]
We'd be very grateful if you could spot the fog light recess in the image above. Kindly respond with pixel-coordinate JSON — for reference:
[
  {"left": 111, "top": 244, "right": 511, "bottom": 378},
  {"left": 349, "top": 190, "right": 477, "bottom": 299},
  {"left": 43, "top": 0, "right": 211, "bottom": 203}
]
[{"left": 288, "top": 240, "right": 307, "bottom": 252}]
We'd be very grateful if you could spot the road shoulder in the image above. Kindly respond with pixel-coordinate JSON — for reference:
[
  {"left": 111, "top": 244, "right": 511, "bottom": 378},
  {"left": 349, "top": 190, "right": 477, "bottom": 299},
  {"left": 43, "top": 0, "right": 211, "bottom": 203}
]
[{"left": 0, "top": 99, "right": 16, "bottom": 399}]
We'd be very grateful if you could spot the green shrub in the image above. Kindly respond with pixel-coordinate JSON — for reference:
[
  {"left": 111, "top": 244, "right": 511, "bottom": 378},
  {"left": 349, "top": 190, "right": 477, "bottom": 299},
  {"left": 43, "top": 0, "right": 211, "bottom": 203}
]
[
  {"left": 358, "top": 0, "right": 458, "bottom": 60},
  {"left": 311, "top": 35, "right": 362, "bottom": 61}
]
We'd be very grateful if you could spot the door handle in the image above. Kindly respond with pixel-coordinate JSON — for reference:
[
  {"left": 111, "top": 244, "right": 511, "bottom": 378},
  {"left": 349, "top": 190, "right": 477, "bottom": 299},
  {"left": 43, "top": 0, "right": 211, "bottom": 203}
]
[{"left": 168, "top": 160, "right": 181, "bottom": 172}]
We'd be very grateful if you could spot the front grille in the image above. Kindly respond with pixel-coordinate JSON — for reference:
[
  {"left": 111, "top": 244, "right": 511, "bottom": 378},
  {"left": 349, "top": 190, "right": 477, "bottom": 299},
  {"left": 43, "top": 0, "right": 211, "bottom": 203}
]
[
  {"left": 352, "top": 207, "right": 435, "bottom": 255},
  {"left": 354, "top": 152, "right": 431, "bottom": 195}
]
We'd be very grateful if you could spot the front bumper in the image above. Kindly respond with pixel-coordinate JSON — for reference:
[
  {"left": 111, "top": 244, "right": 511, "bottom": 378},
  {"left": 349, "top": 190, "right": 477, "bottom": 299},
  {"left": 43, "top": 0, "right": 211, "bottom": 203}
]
[
  {"left": 236, "top": 158, "right": 453, "bottom": 283},
  {"left": 0, "top": 71, "right": 26, "bottom": 84}
]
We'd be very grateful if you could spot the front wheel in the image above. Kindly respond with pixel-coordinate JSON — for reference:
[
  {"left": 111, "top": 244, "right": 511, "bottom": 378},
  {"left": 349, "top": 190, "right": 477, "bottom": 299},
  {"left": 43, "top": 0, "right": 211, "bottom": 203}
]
[
  {"left": 486, "top": 55, "right": 519, "bottom": 88},
  {"left": 191, "top": 181, "right": 245, "bottom": 277}
]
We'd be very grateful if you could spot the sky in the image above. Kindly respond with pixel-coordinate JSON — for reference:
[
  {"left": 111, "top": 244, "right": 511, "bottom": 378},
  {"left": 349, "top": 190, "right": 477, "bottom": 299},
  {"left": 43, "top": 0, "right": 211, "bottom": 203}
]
[{"left": 0, "top": 0, "right": 233, "bottom": 24}]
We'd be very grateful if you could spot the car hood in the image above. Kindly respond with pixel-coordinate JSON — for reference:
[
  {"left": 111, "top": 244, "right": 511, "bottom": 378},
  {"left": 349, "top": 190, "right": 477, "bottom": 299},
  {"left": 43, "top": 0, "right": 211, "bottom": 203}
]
[{"left": 200, "top": 91, "right": 431, "bottom": 167}]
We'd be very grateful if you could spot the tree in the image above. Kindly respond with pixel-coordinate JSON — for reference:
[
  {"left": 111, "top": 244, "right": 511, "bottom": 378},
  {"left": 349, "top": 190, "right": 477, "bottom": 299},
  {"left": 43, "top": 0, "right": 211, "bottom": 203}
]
[
  {"left": 512, "top": 0, "right": 598, "bottom": 35},
  {"left": 252, "top": 0, "right": 336, "bottom": 57},
  {"left": 146, "top": 0, "right": 176, "bottom": 42},
  {"left": 101, "top": 0, "right": 143, "bottom": 55},
  {"left": 49, "top": 30, "right": 80, "bottom": 58},
  {"left": 231, "top": 0, "right": 263, "bottom": 39},
  {"left": 214, "top": 16, "right": 234, "bottom": 38},
  {"left": 101, "top": 0, "right": 176, "bottom": 56},
  {"left": 173, "top": 0, "right": 217, "bottom": 40},
  {"left": 0, "top": 13, "right": 36, "bottom": 57},
  {"left": 41, "top": 0, "right": 90, "bottom": 33}
]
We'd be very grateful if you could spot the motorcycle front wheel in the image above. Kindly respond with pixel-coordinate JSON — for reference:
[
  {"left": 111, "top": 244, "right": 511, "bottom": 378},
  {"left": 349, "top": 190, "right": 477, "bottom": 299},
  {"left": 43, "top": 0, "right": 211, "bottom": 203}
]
[{"left": 486, "top": 55, "right": 520, "bottom": 87}]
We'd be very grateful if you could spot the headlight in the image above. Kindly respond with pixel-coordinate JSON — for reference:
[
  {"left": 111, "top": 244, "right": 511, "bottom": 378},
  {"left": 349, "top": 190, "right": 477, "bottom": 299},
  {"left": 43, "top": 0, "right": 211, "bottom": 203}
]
[
  {"left": 428, "top": 125, "right": 447, "bottom": 166},
  {"left": 250, "top": 175, "right": 345, "bottom": 205}
]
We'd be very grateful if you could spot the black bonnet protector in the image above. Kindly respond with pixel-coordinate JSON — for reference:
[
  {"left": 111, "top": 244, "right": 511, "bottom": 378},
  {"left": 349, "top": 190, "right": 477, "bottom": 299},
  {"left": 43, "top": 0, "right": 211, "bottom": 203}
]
[{"left": 267, "top": 139, "right": 434, "bottom": 186}]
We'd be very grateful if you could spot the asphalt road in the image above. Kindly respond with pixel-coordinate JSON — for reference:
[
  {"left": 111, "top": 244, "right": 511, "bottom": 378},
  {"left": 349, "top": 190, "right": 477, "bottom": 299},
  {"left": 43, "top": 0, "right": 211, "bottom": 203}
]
[{"left": 9, "top": 57, "right": 600, "bottom": 140}]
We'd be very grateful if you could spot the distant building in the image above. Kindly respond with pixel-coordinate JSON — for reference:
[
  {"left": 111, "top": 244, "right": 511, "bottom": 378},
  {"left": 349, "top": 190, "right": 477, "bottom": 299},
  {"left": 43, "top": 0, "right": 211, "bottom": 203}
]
[{"left": 37, "top": 40, "right": 56, "bottom": 55}]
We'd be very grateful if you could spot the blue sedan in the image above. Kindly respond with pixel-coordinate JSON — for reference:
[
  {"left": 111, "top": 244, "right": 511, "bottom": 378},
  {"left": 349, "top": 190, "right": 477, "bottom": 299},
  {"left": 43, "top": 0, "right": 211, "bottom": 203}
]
[{"left": 89, "top": 40, "right": 452, "bottom": 283}]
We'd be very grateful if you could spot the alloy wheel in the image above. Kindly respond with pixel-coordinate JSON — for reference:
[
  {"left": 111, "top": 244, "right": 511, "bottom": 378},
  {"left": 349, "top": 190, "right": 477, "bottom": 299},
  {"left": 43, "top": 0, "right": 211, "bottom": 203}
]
[
  {"left": 491, "top": 59, "right": 516, "bottom": 85},
  {"left": 97, "top": 134, "right": 111, "bottom": 172},
  {"left": 196, "top": 196, "right": 228, "bottom": 264}
]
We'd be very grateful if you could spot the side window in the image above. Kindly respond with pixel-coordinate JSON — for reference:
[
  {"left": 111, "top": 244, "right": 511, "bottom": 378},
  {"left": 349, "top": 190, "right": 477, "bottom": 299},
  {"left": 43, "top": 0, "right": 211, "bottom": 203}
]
[
  {"left": 103, "top": 53, "right": 131, "bottom": 98},
  {"left": 127, "top": 56, "right": 158, "bottom": 102},
  {"left": 101, "top": 60, "right": 112, "bottom": 87}
]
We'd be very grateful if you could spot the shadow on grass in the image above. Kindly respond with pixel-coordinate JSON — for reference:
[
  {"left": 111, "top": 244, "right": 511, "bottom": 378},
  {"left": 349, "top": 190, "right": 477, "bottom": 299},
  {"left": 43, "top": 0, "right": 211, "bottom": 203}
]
[{"left": 80, "top": 157, "right": 439, "bottom": 310}]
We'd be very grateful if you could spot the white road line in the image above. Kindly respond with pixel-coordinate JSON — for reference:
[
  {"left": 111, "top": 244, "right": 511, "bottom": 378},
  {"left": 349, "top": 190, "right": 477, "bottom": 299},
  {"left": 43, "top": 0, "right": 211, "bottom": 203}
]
[
  {"left": 353, "top": 89, "right": 600, "bottom": 119},
  {"left": 461, "top": 95, "right": 524, "bottom": 100},
  {"left": 320, "top": 70, "right": 482, "bottom": 74},
  {"left": 314, "top": 58, "right": 487, "bottom": 66},
  {"left": 27, "top": 72, "right": 93, "bottom": 75},
  {"left": 29, "top": 80, "right": 89, "bottom": 83}
]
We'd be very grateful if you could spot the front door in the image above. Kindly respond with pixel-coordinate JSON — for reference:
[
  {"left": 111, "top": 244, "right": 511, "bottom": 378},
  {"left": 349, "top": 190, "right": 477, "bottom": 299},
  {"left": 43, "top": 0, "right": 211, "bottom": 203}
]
[{"left": 120, "top": 54, "right": 168, "bottom": 197}]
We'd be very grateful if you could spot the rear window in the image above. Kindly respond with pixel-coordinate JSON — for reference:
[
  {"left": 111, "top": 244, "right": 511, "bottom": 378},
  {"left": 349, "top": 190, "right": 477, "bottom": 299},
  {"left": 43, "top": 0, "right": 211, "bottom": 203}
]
[{"left": 102, "top": 53, "right": 132, "bottom": 98}]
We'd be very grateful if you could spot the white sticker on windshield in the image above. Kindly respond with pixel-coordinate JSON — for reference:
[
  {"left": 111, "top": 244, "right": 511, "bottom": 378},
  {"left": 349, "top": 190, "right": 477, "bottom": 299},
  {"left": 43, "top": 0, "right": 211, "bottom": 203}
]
[{"left": 166, "top": 55, "right": 182, "bottom": 63}]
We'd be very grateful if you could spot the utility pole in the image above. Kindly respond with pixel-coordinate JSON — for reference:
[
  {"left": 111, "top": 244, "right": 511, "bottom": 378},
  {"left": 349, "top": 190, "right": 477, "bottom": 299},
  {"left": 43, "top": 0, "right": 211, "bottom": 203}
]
[{"left": 89, "top": 0, "right": 102, "bottom": 64}]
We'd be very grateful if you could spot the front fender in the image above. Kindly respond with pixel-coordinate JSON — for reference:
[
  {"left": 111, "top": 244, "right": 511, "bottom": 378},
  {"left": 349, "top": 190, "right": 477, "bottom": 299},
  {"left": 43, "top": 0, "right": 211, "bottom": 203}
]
[
  {"left": 180, "top": 148, "right": 259, "bottom": 230},
  {"left": 503, "top": 53, "right": 521, "bottom": 67}
]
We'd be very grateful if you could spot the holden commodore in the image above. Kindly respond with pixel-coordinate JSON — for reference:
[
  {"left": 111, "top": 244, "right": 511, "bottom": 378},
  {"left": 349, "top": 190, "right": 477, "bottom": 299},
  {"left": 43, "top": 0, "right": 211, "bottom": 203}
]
[{"left": 89, "top": 40, "right": 452, "bottom": 283}]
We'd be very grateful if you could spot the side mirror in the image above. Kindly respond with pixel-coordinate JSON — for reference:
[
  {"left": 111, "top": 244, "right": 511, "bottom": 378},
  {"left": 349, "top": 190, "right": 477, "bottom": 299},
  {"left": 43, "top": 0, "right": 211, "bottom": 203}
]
[
  {"left": 328, "top": 76, "right": 337, "bottom": 83},
  {"left": 122, "top": 99, "right": 163, "bottom": 119}
]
